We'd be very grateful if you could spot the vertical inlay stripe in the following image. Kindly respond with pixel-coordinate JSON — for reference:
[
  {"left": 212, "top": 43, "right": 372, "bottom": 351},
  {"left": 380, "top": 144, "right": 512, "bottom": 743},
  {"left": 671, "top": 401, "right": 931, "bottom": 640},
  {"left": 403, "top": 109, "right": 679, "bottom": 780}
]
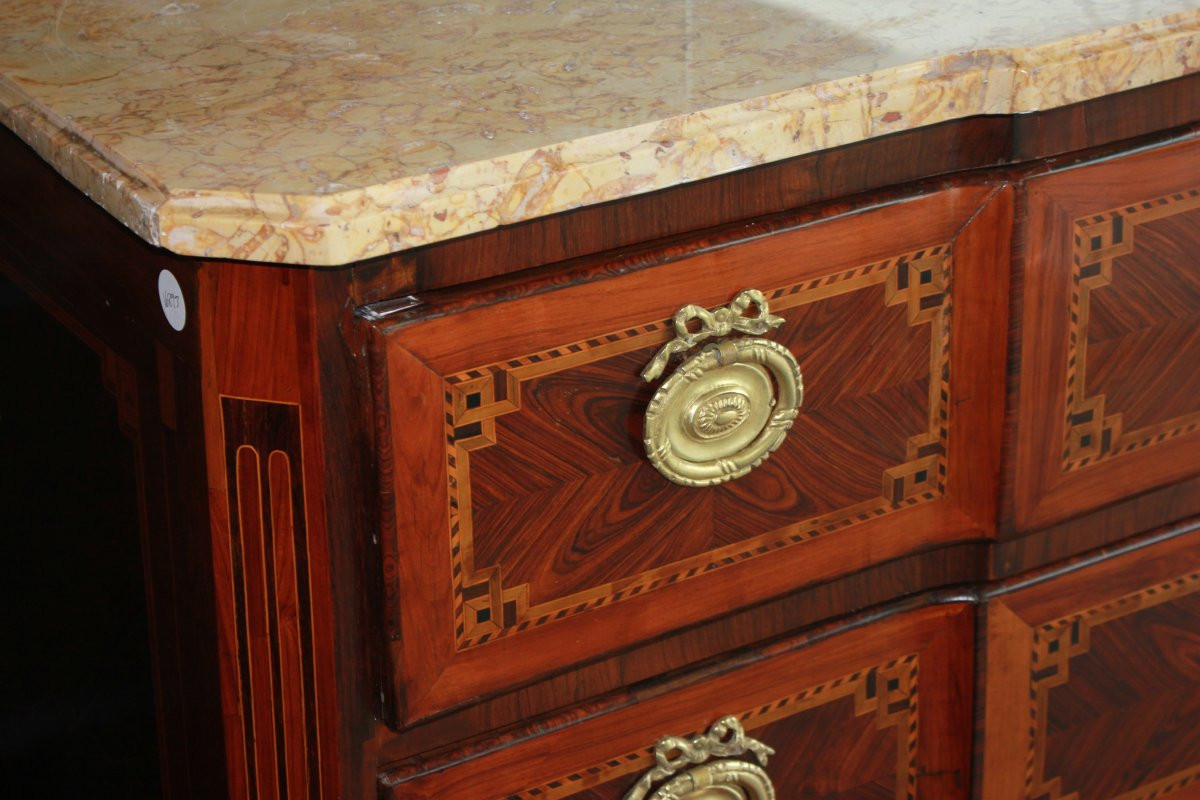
[
  {"left": 270, "top": 451, "right": 309, "bottom": 797},
  {"left": 222, "top": 398, "right": 320, "bottom": 800},
  {"left": 236, "top": 445, "right": 275, "bottom": 800}
]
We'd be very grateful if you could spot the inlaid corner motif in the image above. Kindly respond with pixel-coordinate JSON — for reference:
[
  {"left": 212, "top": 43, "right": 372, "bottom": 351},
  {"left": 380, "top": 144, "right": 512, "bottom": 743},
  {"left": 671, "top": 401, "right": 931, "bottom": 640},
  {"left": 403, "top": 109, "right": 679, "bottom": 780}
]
[
  {"left": 506, "top": 655, "right": 920, "bottom": 800},
  {"left": 1061, "top": 188, "right": 1200, "bottom": 472},
  {"left": 446, "top": 247, "right": 952, "bottom": 649},
  {"left": 1023, "top": 570, "right": 1200, "bottom": 800}
]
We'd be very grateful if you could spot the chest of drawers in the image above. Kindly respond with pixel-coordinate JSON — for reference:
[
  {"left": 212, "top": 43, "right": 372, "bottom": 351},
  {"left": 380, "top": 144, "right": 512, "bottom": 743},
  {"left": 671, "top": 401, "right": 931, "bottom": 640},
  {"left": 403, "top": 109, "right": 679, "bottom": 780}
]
[{"left": 3, "top": 3, "right": 1200, "bottom": 798}]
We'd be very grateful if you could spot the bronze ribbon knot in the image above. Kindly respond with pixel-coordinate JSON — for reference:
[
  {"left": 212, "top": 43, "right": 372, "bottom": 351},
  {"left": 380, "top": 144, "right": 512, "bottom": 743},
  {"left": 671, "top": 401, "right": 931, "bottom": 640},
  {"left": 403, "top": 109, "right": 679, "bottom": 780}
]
[
  {"left": 623, "top": 716, "right": 775, "bottom": 800},
  {"left": 641, "top": 289, "right": 784, "bottom": 382}
]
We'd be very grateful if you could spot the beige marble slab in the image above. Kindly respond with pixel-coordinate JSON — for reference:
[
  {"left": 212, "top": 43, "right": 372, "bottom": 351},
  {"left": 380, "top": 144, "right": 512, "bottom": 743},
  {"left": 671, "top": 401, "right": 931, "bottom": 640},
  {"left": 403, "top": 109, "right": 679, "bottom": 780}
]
[{"left": 1, "top": 1, "right": 1198, "bottom": 266}]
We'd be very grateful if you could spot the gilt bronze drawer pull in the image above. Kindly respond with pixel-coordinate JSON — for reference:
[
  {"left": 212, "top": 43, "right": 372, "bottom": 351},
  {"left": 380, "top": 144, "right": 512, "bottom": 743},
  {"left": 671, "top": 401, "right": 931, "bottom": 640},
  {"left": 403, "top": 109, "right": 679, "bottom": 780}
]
[
  {"left": 624, "top": 715, "right": 776, "bottom": 800},
  {"left": 642, "top": 289, "right": 802, "bottom": 486}
]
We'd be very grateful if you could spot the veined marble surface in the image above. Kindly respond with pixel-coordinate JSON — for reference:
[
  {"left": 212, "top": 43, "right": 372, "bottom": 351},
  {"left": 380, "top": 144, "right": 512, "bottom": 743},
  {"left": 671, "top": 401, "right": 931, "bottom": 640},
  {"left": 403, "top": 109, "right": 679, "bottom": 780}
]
[{"left": 1, "top": 1, "right": 1198, "bottom": 266}]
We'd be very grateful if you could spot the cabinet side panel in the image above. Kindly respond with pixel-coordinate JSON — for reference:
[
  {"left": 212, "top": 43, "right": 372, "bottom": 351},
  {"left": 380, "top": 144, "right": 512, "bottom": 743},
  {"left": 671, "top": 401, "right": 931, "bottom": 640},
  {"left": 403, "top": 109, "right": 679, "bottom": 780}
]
[{"left": 198, "top": 264, "right": 344, "bottom": 799}]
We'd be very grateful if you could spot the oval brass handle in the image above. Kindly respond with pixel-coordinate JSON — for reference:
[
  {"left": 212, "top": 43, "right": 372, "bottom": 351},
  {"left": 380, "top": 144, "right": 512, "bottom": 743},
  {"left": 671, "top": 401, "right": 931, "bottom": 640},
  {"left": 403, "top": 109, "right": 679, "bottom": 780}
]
[
  {"left": 642, "top": 290, "right": 802, "bottom": 487},
  {"left": 623, "top": 716, "right": 776, "bottom": 800}
]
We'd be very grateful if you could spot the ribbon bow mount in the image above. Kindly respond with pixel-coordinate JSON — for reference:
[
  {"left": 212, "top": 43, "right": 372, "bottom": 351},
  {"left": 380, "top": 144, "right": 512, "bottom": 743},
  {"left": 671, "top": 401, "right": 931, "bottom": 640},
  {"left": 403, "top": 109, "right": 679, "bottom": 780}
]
[{"left": 641, "top": 289, "right": 784, "bottom": 382}]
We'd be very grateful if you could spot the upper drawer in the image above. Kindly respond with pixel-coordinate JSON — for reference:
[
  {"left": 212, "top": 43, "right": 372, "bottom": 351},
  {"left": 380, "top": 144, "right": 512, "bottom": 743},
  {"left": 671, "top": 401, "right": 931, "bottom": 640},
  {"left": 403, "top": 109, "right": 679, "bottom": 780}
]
[
  {"left": 371, "top": 185, "right": 1009, "bottom": 724},
  {"left": 1012, "top": 137, "right": 1200, "bottom": 531}
]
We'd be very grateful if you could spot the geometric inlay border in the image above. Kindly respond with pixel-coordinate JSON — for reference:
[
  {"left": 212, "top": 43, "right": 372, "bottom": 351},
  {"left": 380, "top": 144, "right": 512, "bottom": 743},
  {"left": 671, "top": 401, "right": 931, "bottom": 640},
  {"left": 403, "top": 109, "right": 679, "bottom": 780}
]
[
  {"left": 444, "top": 246, "right": 953, "bottom": 649},
  {"left": 504, "top": 653, "right": 920, "bottom": 800},
  {"left": 1061, "top": 188, "right": 1200, "bottom": 472},
  {"left": 1024, "top": 569, "right": 1200, "bottom": 800}
]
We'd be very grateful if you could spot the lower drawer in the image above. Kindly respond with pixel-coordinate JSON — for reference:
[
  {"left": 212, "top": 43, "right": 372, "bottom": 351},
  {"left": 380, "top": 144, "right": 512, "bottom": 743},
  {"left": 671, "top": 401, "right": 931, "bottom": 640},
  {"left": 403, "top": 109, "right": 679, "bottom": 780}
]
[
  {"left": 981, "top": 525, "right": 1200, "bottom": 799},
  {"left": 379, "top": 603, "right": 973, "bottom": 799}
]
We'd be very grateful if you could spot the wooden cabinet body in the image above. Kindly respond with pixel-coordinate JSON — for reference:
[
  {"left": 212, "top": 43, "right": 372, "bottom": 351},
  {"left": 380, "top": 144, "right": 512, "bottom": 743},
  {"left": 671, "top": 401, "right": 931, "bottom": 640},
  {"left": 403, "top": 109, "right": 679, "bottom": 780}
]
[{"left": 2, "top": 77, "right": 1200, "bottom": 800}]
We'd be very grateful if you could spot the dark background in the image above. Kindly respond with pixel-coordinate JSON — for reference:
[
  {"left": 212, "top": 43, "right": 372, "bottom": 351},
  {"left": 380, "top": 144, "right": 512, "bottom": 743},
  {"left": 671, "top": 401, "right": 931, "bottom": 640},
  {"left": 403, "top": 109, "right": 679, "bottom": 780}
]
[{"left": 0, "top": 273, "right": 160, "bottom": 796}]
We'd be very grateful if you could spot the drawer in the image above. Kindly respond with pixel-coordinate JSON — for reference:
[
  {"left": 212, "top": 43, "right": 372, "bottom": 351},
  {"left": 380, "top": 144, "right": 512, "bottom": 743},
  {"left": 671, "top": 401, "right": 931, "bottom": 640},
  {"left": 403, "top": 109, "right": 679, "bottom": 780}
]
[
  {"left": 980, "top": 524, "right": 1200, "bottom": 799},
  {"left": 1012, "top": 137, "right": 1200, "bottom": 530},
  {"left": 371, "top": 185, "right": 1009, "bottom": 723},
  {"left": 380, "top": 602, "right": 973, "bottom": 799}
]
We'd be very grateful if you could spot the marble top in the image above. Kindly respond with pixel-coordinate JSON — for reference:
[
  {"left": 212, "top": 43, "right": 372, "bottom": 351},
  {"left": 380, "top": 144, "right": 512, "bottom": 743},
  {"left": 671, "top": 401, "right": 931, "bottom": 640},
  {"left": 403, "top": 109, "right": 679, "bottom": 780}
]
[{"left": 1, "top": 1, "right": 1198, "bottom": 266}]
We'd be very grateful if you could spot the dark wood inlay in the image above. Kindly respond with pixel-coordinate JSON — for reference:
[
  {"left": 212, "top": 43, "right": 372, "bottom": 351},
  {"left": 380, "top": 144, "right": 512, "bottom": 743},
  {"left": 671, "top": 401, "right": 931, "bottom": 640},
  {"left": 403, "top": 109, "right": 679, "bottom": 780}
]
[{"left": 221, "top": 397, "right": 322, "bottom": 800}]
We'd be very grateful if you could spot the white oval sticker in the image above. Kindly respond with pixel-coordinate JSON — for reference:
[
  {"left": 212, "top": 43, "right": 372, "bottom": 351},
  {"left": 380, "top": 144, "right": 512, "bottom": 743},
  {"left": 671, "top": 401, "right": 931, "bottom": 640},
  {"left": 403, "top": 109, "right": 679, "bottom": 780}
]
[{"left": 158, "top": 269, "right": 187, "bottom": 332}]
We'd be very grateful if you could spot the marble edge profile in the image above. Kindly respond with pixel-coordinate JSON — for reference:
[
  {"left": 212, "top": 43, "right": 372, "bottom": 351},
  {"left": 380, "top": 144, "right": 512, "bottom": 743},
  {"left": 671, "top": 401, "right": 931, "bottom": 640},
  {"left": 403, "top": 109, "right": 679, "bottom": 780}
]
[
  {"left": 9, "top": 10, "right": 1200, "bottom": 267},
  {"left": 0, "top": 82, "right": 167, "bottom": 249}
]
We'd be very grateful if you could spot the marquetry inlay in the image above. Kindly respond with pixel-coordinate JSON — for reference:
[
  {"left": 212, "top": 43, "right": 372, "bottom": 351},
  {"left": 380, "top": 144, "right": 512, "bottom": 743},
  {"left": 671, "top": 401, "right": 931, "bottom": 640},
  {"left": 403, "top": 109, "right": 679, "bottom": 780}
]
[
  {"left": 220, "top": 397, "right": 322, "bottom": 800},
  {"left": 506, "top": 654, "right": 920, "bottom": 800},
  {"left": 1024, "top": 570, "right": 1200, "bottom": 800},
  {"left": 1062, "top": 188, "right": 1200, "bottom": 471},
  {"left": 445, "top": 246, "right": 952, "bottom": 649}
]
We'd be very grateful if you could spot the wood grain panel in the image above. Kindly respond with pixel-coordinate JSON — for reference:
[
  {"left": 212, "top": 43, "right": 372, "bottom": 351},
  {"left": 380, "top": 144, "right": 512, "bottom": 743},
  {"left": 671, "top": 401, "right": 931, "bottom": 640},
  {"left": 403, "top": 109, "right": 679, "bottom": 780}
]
[
  {"left": 981, "top": 526, "right": 1200, "bottom": 800},
  {"left": 1041, "top": 589, "right": 1200, "bottom": 799},
  {"left": 374, "top": 186, "right": 1008, "bottom": 723},
  {"left": 198, "top": 263, "right": 347, "bottom": 799},
  {"left": 1062, "top": 190, "right": 1200, "bottom": 470},
  {"left": 453, "top": 248, "right": 944, "bottom": 647},
  {"left": 380, "top": 603, "right": 971, "bottom": 800},
  {"left": 1011, "top": 138, "right": 1200, "bottom": 530}
]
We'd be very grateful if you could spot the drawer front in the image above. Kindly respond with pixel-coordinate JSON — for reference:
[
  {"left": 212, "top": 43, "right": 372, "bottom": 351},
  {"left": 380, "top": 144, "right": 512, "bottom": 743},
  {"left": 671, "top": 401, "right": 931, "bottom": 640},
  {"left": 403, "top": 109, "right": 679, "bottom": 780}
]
[
  {"left": 381, "top": 603, "right": 973, "bottom": 799},
  {"left": 1012, "top": 137, "right": 1200, "bottom": 530},
  {"left": 375, "top": 186, "right": 1008, "bottom": 723},
  {"left": 981, "top": 525, "right": 1200, "bottom": 800}
]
